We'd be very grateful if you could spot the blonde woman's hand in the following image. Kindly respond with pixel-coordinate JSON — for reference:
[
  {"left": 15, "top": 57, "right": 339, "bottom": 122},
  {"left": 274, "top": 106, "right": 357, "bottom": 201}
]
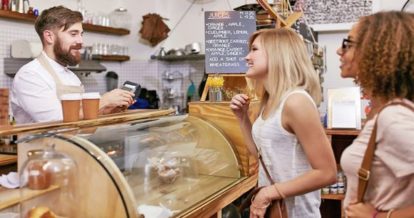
[
  {"left": 230, "top": 94, "right": 250, "bottom": 121},
  {"left": 250, "top": 187, "right": 272, "bottom": 218},
  {"left": 345, "top": 202, "right": 376, "bottom": 218}
]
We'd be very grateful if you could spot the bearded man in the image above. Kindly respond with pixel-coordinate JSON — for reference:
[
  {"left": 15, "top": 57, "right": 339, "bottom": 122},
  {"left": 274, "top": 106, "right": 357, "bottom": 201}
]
[{"left": 11, "top": 6, "right": 134, "bottom": 124}]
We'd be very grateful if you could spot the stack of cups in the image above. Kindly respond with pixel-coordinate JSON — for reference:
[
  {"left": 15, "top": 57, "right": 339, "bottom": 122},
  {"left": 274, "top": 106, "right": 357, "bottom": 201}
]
[{"left": 60, "top": 92, "right": 101, "bottom": 122}]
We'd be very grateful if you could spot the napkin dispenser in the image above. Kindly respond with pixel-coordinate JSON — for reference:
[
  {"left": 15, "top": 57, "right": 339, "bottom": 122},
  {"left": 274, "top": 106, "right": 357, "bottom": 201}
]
[{"left": 11, "top": 40, "right": 42, "bottom": 58}]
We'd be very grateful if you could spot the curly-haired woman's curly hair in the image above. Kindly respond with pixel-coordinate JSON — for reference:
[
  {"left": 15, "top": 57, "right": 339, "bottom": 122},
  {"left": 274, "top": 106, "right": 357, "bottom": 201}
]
[{"left": 355, "top": 11, "right": 414, "bottom": 102}]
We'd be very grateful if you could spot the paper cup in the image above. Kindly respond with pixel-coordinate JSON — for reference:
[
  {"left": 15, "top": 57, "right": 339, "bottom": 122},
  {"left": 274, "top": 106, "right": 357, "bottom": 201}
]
[
  {"left": 82, "top": 92, "right": 101, "bottom": 120},
  {"left": 61, "top": 93, "right": 81, "bottom": 122}
]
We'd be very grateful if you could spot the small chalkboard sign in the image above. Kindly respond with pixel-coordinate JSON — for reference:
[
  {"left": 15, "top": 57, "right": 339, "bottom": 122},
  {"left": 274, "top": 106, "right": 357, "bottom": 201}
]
[{"left": 204, "top": 11, "right": 256, "bottom": 74}]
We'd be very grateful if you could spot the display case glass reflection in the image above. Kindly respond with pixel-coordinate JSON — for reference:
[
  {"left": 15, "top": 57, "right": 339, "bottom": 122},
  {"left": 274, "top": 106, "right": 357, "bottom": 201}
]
[{"left": 77, "top": 115, "right": 241, "bottom": 215}]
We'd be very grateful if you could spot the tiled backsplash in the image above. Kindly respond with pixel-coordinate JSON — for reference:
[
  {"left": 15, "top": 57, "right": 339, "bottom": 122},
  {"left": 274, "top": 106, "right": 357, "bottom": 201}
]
[
  {"left": 1, "top": 58, "right": 205, "bottom": 110},
  {"left": 0, "top": 20, "right": 206, "bottom": 115}
]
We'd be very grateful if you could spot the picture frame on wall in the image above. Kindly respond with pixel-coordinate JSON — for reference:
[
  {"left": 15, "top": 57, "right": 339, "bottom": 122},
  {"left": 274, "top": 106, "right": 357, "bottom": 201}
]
[{"left": 327, "top": 87, "right": 361, "bottom": 129}]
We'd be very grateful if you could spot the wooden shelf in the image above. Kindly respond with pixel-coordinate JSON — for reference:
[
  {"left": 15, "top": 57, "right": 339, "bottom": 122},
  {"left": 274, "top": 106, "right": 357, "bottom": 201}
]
[
  {"left": 325, "top": 128, "right": 360, "bottom": 136},
  {"left": 0, "top": 185, "right": 59, "bottom": 210},
  {"left": 92, "top": 55, "right": 130, "bottom": 62},
  {"left": 0, "top": 10, "right": 130, "bottom": 36},
  {"left": 0, "top": 154, "right": 17, "bottom": 166},
  {"left": 321, "top": 193, "right": 345, "bottom": 200},
  {"left": 0, "top": 9, "right": 36, "bottom": 22},
  {"left": 154, "top": 54, "right": 205, "bottom": 61},
  {"left": 82, "top": 23, "right": 130, "bottom": 36}
]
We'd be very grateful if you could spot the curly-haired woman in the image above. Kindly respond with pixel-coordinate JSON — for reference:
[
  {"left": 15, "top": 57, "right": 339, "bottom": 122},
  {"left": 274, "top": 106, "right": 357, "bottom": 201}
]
[{"left": 337, "top": 11, "right": 414, "bottom": 218}]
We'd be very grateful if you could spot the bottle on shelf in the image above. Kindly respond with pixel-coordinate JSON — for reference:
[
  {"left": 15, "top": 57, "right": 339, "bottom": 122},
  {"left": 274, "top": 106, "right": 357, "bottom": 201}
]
[
  {"left": 2, "top": 0, "right": 10, "bottom": 10},
  {"left": 77, "top": 0, "right": 85, "bottom": 16},
  {"left": 321, "top": 185, "right": 330, "bottom": 195},
  {"left": 17, "top": 0, "right": 23, "bottom": 13},
  {"left": 337, "top": 171, "right": 346, "bottom": 194},
  {"left": 22, "top": 0, "right": 29, "bottom": 13},
  {"left": 10, "top": 0, "right": 16, "bottom": 12},
  {"left": 330, "top": 183, "right": 338, "bottom": 194}
]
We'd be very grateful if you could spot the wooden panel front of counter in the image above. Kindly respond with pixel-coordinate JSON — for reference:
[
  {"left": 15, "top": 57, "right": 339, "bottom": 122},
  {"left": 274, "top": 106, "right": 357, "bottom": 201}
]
[{"left": 189, "top": 101, "right": 260, "bottom": 176}]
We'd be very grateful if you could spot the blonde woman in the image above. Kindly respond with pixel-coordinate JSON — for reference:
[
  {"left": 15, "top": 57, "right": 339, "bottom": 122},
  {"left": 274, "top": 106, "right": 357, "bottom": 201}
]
[{"left": 230, "top": 28, "right": 336, "bottom": 218}]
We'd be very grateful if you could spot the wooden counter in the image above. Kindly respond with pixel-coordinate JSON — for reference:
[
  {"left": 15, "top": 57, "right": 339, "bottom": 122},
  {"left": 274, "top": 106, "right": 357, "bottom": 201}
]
[
  {"left": 189, "top": 101, "right": 260, "bottom": 177},
  {"left": 0, "top": 108, "right": 258, "bottom": 217},
  {"left": 0, "top": 109, "right": 175, "bottom": 136},
  {"left": 0, "top": 109, "right": 174, "bottom": 216}
]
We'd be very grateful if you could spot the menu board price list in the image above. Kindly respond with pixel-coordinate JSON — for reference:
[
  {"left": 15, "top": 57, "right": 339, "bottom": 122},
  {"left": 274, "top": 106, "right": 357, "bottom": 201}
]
[{"left": 204, "top": 11, "right": 256, "bottom": 74}]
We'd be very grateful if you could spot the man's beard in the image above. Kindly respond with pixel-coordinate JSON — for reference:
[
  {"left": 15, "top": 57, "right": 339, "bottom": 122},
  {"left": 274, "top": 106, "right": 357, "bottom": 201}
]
[{"left": 54, "top": 38, "right": 82, "bottom": 66}]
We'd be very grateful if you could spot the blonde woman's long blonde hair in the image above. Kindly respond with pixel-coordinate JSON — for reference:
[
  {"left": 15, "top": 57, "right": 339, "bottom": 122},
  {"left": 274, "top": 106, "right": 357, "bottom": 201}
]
[{"left": 248, "top": 28, "right": 321, "bottom": 112}]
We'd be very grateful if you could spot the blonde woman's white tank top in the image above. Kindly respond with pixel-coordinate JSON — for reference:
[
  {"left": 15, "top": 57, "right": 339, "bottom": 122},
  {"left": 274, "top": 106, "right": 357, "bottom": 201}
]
[{"left": 252, "top": 89, "right": 321, "bottom": 218}]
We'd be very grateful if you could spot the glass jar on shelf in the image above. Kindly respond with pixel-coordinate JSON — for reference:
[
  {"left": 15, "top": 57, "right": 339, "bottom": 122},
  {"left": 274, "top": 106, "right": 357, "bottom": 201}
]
[
  {"left": 20, "top": 146, "right": 77, "bottom": 218},
  {"left": 109, "top": 7, "right": 132, "bottom": 29}
]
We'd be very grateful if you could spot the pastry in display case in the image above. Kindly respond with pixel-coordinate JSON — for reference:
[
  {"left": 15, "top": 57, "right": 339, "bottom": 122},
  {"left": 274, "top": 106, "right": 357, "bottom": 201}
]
[{"left": 0, "top": 112, "right": 255, "bottom": 218}]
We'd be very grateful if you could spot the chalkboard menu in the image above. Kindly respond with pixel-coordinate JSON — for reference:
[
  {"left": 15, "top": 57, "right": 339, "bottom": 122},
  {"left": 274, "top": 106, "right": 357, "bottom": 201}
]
[{"left": 204, "top": 11, "right": 256, "bottom": 74}]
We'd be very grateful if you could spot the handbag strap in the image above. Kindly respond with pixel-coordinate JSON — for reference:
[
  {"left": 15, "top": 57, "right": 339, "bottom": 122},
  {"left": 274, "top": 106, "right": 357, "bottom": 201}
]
[
  {"left": 258, "top": 151, "right": 275, "bottom": 184},
  {"left": 357, "top": 99, "right": 414, "bottom": 202}
]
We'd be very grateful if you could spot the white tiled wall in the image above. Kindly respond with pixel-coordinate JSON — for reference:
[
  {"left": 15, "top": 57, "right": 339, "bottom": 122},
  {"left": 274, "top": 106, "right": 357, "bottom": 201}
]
[
  {"left": 0, "top": 20, "right": 39, "bottom": 96},
  {"left": 165, "top": 60, "right": 205, "bottom": 100},
  {"left": 0, "top": 19, "right": 206, "bottom": 113}
]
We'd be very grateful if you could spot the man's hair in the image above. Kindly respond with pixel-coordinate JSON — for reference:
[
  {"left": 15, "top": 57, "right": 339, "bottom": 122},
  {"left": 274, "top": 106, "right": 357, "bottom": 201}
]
[
  {"left": 355, "top": 11, "right": 414, "bottom": 101},
  {"left": 35, "top": 6, "right": 83, "bottom": 42}
]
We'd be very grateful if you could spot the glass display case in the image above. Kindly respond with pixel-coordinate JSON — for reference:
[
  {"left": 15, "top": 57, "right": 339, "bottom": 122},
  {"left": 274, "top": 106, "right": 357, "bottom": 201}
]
[{"left": 11, "top": 114, "right": 246, "bottom": 218}]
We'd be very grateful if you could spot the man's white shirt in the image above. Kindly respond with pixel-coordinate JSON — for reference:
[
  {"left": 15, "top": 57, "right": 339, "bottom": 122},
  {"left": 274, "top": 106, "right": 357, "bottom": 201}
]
[{"left": 11, "top": 52, "right": 82, "bottom": 124}]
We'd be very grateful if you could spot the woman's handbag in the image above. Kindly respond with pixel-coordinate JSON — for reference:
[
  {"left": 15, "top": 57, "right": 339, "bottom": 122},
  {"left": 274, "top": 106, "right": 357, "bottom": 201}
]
[
  {"left": 357, "top": 99, "right": 414, "bottom": 202},
  {"left": 239, "top": 154, "right": 288, "bottom": 218}
]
